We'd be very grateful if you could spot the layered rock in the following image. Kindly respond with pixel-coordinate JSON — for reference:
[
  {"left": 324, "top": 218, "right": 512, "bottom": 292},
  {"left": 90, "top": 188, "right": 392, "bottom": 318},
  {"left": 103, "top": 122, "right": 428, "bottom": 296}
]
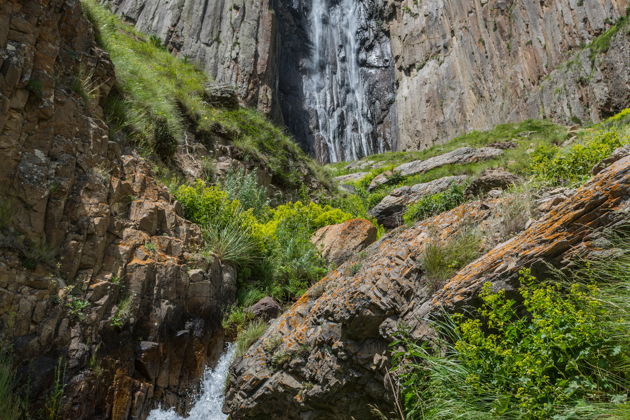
[
  {"left": 310, "top": 219, "right": 378, "bottom": 266},
  {"left": 369, "top": 175, "right": 468, "bottom": 228},
  {"left": 224, "top": 156, "right": 630, "bottom": 418},
  {"left": 388, "top": 0, "right": 630, "bottom": 150},
  {"left": 0, "top": 1, "right": 235, "bottom": 417}
]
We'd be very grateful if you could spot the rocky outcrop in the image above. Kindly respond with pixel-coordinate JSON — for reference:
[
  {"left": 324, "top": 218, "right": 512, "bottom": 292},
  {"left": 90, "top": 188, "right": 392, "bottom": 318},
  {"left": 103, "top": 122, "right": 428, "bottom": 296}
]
[
  {"left": 310, "top": 219, "right": 377, "bottom": 267},
  {"left": 0, "top": 1, "right": 234, "bottom": 417},
  {"left": 388, "top": 0, "right": 630, "bottom": 151},
  {"left": 224, "top": 157, "right": 630, "bottom": 418},
  {"left": 464, "top": 168, "right": 521, "bottom": 197},
  {"left": 396, "top": 147, "right": 504, "bottom": 177},
  {"left": 369, "top": 175, "right": 468, "bottom": 228},
  {"left": 102, "top": 0, "right": 279, "bottom": 118}
]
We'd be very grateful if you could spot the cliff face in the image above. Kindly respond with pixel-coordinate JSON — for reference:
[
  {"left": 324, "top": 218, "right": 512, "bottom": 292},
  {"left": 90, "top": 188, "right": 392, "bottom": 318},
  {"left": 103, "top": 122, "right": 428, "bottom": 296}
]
[
  {"left": 103, "top": 0, "right": 279, "bottom": 117},
  {"left": 224, "top": 154, "right": 630, "bottom": 419},
  {"left": 388, "top": 0, "right": 630, "bottom": 150},
  {"left": 0, "top": 1, "right": 235, "bottom": 418}
]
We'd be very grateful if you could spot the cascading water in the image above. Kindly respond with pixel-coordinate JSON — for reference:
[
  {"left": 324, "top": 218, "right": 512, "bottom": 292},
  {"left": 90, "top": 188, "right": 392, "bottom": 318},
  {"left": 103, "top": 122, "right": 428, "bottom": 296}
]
[
  {"left": 303, "top": 0, "right": 382, "bottom": 163},
  {"left": 147, "top": 344, "right": 235, "bottom": 420}
]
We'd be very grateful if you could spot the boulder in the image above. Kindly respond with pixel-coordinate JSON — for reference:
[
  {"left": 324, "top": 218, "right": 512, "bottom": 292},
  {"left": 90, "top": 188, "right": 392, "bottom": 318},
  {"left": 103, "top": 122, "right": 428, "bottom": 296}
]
[
  {"left": 203, "top": 84, "right": 240, "bottom": 109},
  {"left": 464, "top": 168, "right": 521, "bottom": 197},
  {"left": 369, "top": 175, "right": 468, "bottom": 228},
  {"left": 395, "top": 147, "right": 504, "bottom": 177},
  {"left": 246, "top": 296, "right": 282, "bottom": 321},
  {"left": 367, "top": 170, "right": 393, "bottom": 191},
  {"left": 310, "top": 219, "right": 377, "bottom": 266}
]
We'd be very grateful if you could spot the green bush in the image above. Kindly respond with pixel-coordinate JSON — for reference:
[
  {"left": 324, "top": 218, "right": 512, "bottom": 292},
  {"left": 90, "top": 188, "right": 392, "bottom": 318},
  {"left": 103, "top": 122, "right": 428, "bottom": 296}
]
[
  {"left": 403, "top": 182, "right": 468, "bottom": 225},
  {"left": 221, "top": 168, "right": 270, "bottom": 219},
  {"left": 202, "top": 218, "right": 259, "bottom": 267},
  {"left": 530, "top": 129, "right": 626, "bottom": 186},
  {"left": 392, "top": 260, "right": 630, "bottom": 420}
]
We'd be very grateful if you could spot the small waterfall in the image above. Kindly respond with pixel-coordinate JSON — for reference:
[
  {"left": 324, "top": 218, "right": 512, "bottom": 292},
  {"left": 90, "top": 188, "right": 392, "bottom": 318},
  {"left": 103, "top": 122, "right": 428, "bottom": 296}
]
[
  {"left": 303, "top": 0, "right": 380, "bottom": 162},
  {"left": 147, "top": 344, "right": 236, "bottom": 420}
]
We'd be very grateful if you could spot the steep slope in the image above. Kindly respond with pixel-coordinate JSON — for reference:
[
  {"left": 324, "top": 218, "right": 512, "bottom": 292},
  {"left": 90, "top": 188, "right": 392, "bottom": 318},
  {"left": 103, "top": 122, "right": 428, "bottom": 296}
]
[
  {"left": 224, "top": 153, "right": 630, "bottom": 418},
  {"left": 0, "top": 1, "right": 239, "bottom": 418}
]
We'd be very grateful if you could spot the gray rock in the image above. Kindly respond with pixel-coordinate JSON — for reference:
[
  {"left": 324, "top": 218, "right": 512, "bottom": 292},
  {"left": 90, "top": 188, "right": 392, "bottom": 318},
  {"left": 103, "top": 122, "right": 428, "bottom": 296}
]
[
  {"left": 369, "top": 175, "right": 468, "bottom": 228},
  {"left": 246, "top": 296, "right": 281, "bottom": 321},
  {"left": 395, "top": 147, "right": 504, "bottom": 177},
  {"left": 465, "top": 168, "right": 521, "bottom": 197}
]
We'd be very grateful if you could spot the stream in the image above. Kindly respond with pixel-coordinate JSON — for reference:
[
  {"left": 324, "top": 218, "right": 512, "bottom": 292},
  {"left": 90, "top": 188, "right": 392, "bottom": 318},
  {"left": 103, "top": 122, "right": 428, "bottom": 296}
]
[{"left": 147, "top": 344, "right": 236, "bottom": 420}]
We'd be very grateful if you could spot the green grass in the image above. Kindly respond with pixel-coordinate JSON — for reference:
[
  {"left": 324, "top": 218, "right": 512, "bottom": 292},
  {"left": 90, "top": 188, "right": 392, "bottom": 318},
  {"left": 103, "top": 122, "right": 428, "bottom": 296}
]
[
  {"left": 81, "top": 0, "right": 331, "bottom": 193},
  {"left": 0, "top": 353, "right": 24, "bottom": 420},
  {"left": 234, "top": 320, "right": 268, "bottom": 359},
  {"left": 421, "top": 228, "right": 482, "bottom": 288},
  {"left": 588, "top": 7, "right": 629, "bottom": 60},
  {"left": 392, "top": 229, "right": 630, "bottom": 419},
  {"left": 403, "top": 182, "right": 468, "bottom": 225}
]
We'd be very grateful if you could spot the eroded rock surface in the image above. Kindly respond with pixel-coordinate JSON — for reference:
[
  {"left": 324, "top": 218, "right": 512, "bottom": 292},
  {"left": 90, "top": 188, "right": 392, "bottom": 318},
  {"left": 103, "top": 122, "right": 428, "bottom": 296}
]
[
  {"left": 310, "top": 219, "right": 377, "bottom": 267},
  {"left": 225, "top": 157, "right": 630, "bottom": 419},
  {"left": 396, "top": 147, "right": 504, "bottom": 177},
  {"left": 0, "top": 1, "right": 235, "bottom": 417}
]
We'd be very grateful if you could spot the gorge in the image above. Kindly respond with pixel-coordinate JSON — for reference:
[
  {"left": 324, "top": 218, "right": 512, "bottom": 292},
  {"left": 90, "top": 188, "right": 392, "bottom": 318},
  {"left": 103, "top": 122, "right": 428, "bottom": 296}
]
[{"left": 1, "top": 0, "right": 629, "bottom": 419}]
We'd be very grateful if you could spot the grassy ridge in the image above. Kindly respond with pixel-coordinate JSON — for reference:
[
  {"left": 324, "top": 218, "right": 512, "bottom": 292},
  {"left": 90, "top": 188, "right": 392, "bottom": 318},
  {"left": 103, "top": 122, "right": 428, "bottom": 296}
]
[{"left": 82, "top": 0, "right": 331, "bottom": 192}]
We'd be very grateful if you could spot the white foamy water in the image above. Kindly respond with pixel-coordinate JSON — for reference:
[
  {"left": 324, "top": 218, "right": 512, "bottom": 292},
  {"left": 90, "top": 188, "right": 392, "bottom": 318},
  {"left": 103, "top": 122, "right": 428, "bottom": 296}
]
[
  {"left": 304, "top": 0, "right": 377, "bottom": 162},
  {"left": 147, "top": 344, "right": 236, "bottom": 420}
]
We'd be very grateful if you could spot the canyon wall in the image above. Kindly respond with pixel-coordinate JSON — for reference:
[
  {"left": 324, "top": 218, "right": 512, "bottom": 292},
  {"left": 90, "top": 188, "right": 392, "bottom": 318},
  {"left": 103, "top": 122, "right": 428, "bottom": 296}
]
[
  {"left": 388, "top": 0, "right": 630, "bottom": 150},
  {"left": 0, "top": 0, "right": 235, "bottom": 417}
]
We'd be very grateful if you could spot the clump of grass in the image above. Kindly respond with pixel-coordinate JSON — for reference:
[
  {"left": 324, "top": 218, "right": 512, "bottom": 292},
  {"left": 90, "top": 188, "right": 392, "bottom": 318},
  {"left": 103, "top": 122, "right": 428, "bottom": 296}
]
[
  {"left": 421, "top": 228, "right": 482, "bottom": 287},
  {"left": 403, "top": 182, "right": 468, "bottom": 225},
  {"left": 0, "top": 353, "right": 24, "bottom": 420},
  {"left": 499, "top": 184, "right": 537, "bottom": 238},
  {"left": 202, "top": 218, "right": 258, "bottom": 267},
  {"left": 234, "top": 320, "right": 267, "bottom": 359}
]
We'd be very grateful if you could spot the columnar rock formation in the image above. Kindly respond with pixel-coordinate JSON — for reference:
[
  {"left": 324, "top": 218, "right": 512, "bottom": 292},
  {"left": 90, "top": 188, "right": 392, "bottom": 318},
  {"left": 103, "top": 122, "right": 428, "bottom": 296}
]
[
  {"left": 224, "top": 155, "right": 630, "bottom": 418},
  {"left": 0, "top": 0, "right": 235, "bottom": 417},
  {"left": 387, "top": 0, "right": 630, "bottom": 150}
]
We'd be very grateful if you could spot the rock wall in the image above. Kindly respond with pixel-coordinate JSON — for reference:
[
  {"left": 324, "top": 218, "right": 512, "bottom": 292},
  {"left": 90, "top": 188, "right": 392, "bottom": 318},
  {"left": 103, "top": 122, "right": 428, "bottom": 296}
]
[
  {"left": 0, "top": 1, "right": 235, "bottom": 418},
  {"left": 388, "top": 0, "right": 630, "bottom": 150},
  {"left": 224, "top": 155, "right": 630, "bottom": 418},
  {"left": 102, "top": 0, "right": 279, "bottom": 118}
]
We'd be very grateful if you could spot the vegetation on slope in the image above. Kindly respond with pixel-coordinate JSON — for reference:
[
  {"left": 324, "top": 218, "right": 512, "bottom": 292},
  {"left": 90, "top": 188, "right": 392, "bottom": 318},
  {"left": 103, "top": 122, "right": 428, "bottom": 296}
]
[
  {"left": 81, "top": 0, "right": 331, "bottom": 193},
  {"left": 392, "top": 231, "right": 630, "bottom": 419}
]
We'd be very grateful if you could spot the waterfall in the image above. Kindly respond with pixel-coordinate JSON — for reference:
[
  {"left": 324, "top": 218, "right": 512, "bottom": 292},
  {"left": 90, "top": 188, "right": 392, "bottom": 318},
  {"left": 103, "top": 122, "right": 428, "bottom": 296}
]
[
  {"left": 303, "top": 0, "right": 380, "bottom": 163},
  {"left": 147, "top": 344, "right": 236, "bottom": 420}
]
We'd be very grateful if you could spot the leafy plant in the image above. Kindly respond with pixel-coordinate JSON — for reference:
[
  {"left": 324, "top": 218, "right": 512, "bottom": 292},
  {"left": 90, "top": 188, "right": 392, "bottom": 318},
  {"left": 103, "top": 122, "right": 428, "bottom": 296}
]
[
  {"left": 110, "top": 296, "right": 132, "bottom": 328},
  {"left": 392, "top": 249, "right": 630, "bottom": 420},
  {"left": 65, "top": 296, "right": 90, "bottom": 320},
  {"left": 530, "top": 129, "right": 626, "bottom": 186},
  {"left": 403, "top": 182, "right": 468, "bottom": 225},
  {"left": 221, "top": 167, "right": 270, "bottom": 219}
]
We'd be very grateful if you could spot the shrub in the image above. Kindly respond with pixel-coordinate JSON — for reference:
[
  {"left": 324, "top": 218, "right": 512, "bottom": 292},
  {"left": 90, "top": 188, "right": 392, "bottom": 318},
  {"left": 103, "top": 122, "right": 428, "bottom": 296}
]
[
  {"left": 392, "top": 254, "right": 630, "bottom": 420},
  {"left": 234, "top": 319, "right": 267, "bottom": 359},
  {"left": 221, "top": 168, "right": 270, "bottom": 219},
  {"left": 222, "top": 306, "right": 254, "bottom": 339},
  {"left": 403, "top": 182, "right": 468, "bottom": 225},
  {"left": 530, "top": 129, "right": 626, "bottom": 186},
  {"left": 202, "top": 218, "right": 259, "bottom": 267},
  {"left": 421, "top": 228, "right": 481, "bottom": 287}
]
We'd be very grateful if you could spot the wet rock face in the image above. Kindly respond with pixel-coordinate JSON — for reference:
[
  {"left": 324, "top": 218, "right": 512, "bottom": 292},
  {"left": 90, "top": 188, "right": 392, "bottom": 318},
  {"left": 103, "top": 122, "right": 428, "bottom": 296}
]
[
  {"left": 274, "top": 0, "right": 398, "bottom": 162},
  {"left": 387, "top": 0, "right": 630, "bottom": 151},
  {"left": 224, "top": 157, "right": 630, "bottom": 418},
  {"left": 0, "top": 1, "right": 235, "bottom": 418}
]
